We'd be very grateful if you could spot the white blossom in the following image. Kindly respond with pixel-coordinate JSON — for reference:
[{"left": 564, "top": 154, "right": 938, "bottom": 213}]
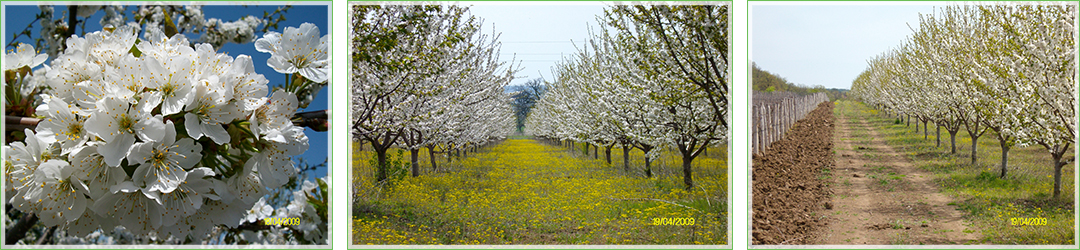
[
  {"left": 255, "top": 22, "right": 329, "bottom": 83},
  {"left": 26, "top": 159, "right": 91, "bottom": 226},
  {"left": 84, "top": 93, "right": 166, "bottom": 166},
  {"left": 184, "top": 75, "right": 241, "bottom": 145},
  {"left": 35, "top": 96, "right": 89, "bottom": 154},
  {"left": 4, "top": 43, "right": 48, "bottom": 70},
  {"left": 129, "top": 121, "right": 202, "bottom": 193}
]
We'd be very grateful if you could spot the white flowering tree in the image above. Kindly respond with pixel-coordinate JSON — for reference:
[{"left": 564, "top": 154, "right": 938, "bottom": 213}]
[
  {"left": 351, "top": 5, "right": 517, "bottom": 182},
  {"left": 851, "top": 3, "right": 1076, "bottom": 199},
  {"left": 526, "top": 4, "right": 728, "bottom": 189},
  {"left": 3, "top": 4, "right": 329, "bottom": 245}
]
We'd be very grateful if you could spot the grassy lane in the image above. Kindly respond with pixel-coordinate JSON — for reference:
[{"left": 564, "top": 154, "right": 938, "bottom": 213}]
[
  {"left": 352, "top": 139, "right": 727, "bottom": 244},
  {"left": 838, "top": 100, "right": 1075, "bottom": 244}
]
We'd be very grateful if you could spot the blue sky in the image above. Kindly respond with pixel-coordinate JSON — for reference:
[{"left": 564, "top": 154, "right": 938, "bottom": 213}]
[
  {"left": 4, "top": 4, "right": 329, "bottom": 179},
  {"left": 751, "top": 3, "right": 939, "bottom": 90},
  {"left": 467, "top": 3, "right": 606, "bottom": 86}
]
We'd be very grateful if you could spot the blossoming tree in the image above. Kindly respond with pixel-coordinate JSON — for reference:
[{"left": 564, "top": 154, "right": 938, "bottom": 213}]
[
  {"left": 526, "top": 4, "right": 729, "bottom": 190},
  {"left": 351, "top": 5, "right": 517, "bottom": 182},
  {"left": 851, "top": 3, "right": 1076, "bottom": 199},
  {"left": 3, "top": 4, "right": 329, "bottom": 245}
]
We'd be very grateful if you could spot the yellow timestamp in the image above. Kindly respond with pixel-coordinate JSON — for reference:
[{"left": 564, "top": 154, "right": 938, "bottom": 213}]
[
  {"left": 652, "top": 217, "right": 695, "bottom": 226},
  {"left": 1010, "top": 217, "right": 1047, "bottom": 226},
  {"left": 263, "top": 217, "right": 301, "bottom": 226}
]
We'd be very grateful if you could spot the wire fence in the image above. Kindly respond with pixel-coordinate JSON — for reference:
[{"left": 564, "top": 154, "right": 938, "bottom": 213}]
[{"left": 751, "top": 92, "right": 829, "bottom": 156}]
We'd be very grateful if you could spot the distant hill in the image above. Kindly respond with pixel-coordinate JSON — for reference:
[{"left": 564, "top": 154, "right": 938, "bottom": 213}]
[{"left": 752, "top": 62, "right": 847, "bottom": 100}]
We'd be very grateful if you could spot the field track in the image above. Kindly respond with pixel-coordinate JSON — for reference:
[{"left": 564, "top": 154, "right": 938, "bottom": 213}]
[{"left": 818, "top": 101, "right": 979, "bottom": 244}]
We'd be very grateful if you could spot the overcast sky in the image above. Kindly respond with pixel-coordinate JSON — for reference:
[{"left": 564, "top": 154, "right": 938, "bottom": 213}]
[
  {"left": 467, "top": 2, "right": 607, "bottom": 86},
  {"left": 751, "top": 3, "right": 940, "bottom": 90}
]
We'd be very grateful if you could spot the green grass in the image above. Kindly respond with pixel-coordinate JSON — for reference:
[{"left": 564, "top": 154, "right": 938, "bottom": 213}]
[{"left": 837, "top": 100, "right": 1076, "bottom": 245}]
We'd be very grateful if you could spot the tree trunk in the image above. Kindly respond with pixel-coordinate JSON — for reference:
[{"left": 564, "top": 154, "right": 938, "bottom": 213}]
[
  {"left": 914, "top": 118, "right": 919, "bottom": 132},
  {"left": 936, "top": 124, "right": 941, "bottom": 147},
  {"left": 640, "top": 145, "right": 655, "bottom": 178},
  {"left": 682, "top": 153, "right": 694, "bottom": 189},
  {"left": 923, "top": 120, "right": 928, "bottom": 140},
  {"left": 949, "top": 129, "right": 958, "bottom": 154},
  {"left": 375, "top": 146, "right": 389, "bottom": 181},
  {"left": 644, "top": 154, "right": 653, "bottom": 178},
  {"left": 964, "top": 123, "right": 987, "bottom": 165},
  {"left": 622, "top": 145, "right": 631, "bottom": 172},
  {"left": 410, "top": 148, "right": 420, "bottom": 177},
  {"left": 998, "top": 141, "right": 1010, "bottom": 179},
  {"left": 428, "top": 145, "right": 438, "bottom": 172},
  {"left": 970, "top": 135, "right": 979, "bottom": 165},
  {"left": 593, "top": 144, "right": 598, "bottom": 160},
  {"left": 605, "top": 144, "right": 613, "bottom": 164},
  {"left": 1053, "top": 161, "right": 1064, "bottom": 199},
  {"left": 1051, "top": 148, "right": 1068, "bottom": 199}
]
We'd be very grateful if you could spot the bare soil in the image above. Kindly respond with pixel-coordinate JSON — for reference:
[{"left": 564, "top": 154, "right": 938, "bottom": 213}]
[
  {"left": 816, "top": 102, "right": 980, "bottom": 244},
  {"left": 751, "top": 102, "right": 835, "bottom": 245}
]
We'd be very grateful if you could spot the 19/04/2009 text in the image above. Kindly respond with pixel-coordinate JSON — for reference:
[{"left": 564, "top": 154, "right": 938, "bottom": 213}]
[{"left": 652, "top": 217, "right": 695, "bottom": 226}]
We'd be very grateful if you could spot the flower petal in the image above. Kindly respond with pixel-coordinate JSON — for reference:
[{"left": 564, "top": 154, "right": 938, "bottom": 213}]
[
  {"left": 185, "top": 113, "right": 203, "bottom": 140},
  {"left": 98, "top": 134, "right": 135, "bottom": 167},
  {"left": 202, "top": 123, "right": 231, "bottom": 145}
]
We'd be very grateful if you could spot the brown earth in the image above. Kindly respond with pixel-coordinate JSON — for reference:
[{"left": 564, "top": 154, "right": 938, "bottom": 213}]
[
  {"left": 815, "top": 102, "right": 980, "bottom": 244},
  {"left": 751, "top": 102, "right": 835, "bottom": 245}
]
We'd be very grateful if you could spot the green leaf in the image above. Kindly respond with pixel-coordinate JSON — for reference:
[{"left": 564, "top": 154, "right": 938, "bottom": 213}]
[
  {"left": 129, "top": 43, "right": 142, "bottom": 57},
  {"left": 162, "top": 8, "right": 178, "bottom": 37}
]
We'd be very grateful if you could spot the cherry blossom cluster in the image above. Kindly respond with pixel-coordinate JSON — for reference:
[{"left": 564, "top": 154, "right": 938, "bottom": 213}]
[
  {"left": 4, "top": 22, "right": 322, "bottom": 242},
  {"left": 29, "top": 5, "right": 292, "bottom": 58}
]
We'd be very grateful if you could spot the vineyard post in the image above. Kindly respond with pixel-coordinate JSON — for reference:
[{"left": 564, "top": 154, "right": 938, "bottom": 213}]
[
  {"left": 760, "top": 105, "right": 766, "bottom": 155},
  {"left": 756, "top": 106, "right": 764, "bottom": 154},
  {"left": 757, "top": 105, "right": 763, "bottom": 155},
  {"left": 784, "top": 99, "right": 790, "bottom": 139},
  {"left": 784, "top": 98, "right": 790, "bottom": 139},
  {"left": 783, "top": 99, "right": 787, "bottom": 140},
  {"left": 761, "top": 105, "right": 767, "bottom": 152},
  {"left": 765, "top": 104, "right": 770, "bottom": 152},
  {"left": 768, "top": 104, "right": 775, "bottom": 150}
]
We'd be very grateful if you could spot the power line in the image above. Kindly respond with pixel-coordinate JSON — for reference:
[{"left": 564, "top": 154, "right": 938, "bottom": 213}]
[
  {"left": 502, "top": 41, "right": 578, "bottom": 44},
  {"left": 500, "top": 53, "right": 568, "bottom": 56}
]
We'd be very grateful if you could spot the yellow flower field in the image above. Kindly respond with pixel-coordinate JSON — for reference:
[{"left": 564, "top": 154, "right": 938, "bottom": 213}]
[{"left": 353, "top": 139, "right": 728, "bottom": 245}]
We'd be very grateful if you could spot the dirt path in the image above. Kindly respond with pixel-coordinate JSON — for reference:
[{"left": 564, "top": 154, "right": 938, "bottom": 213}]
[{"left": 817, "top": 102, "right": 980, "bottom": 244}]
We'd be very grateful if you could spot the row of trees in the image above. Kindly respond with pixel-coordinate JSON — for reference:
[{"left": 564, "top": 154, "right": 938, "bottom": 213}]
[
  {"left": 526, "top": 5, "right": 729, "bottom": 189},
  {"left": 850, "top": 4, "right": 1076, "bottom": 198},
  {"left": 350, "top": 5, "right": 517, "bottom": 182}
]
